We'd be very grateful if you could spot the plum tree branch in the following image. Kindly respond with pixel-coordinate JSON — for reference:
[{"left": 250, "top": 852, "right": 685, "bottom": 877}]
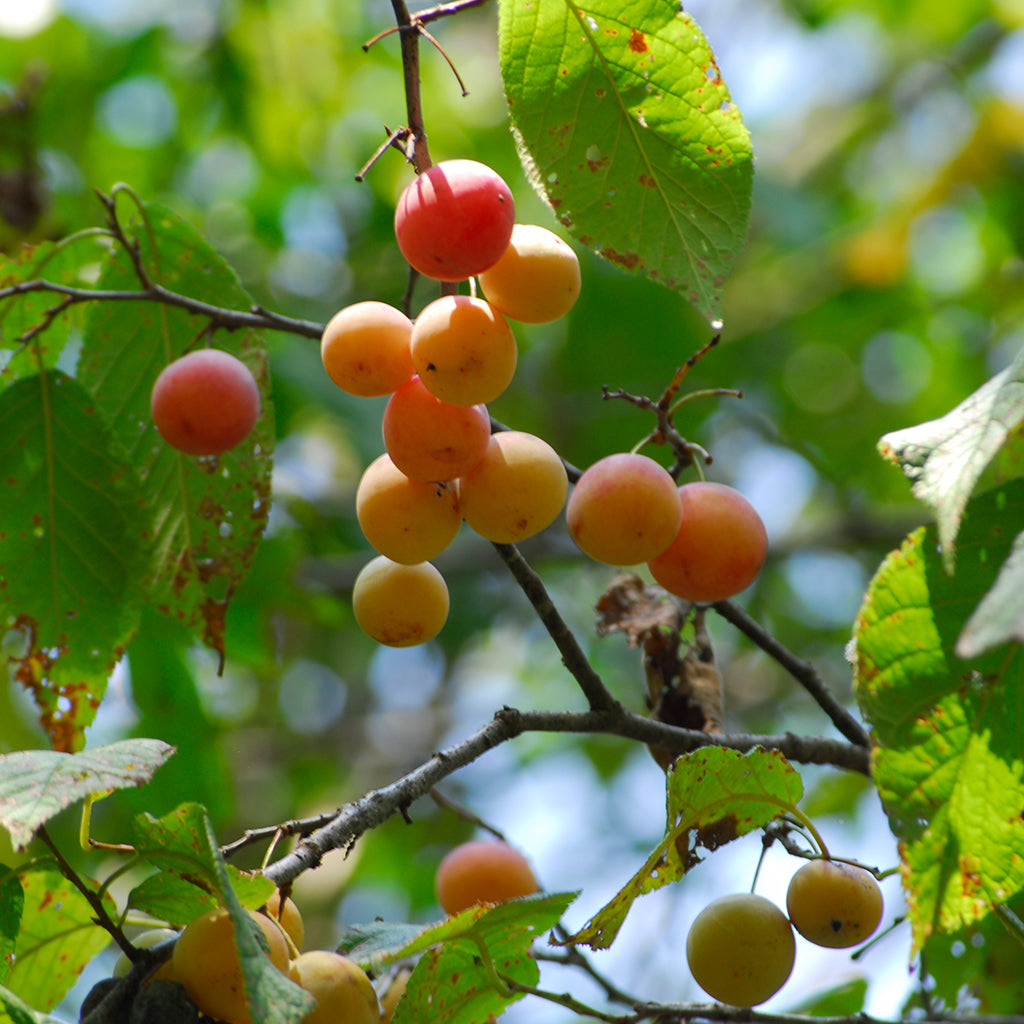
[
  {"left": 0, "top": 277, "right": 325, "bottom": 341},
  {"left": 258, "top": 705, "right": 869, "bottom": 885}
]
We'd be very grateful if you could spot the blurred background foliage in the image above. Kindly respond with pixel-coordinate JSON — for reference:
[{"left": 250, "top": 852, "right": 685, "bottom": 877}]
[{"left": 2, "top": 0, "right": 1023, "bottom": 1018}]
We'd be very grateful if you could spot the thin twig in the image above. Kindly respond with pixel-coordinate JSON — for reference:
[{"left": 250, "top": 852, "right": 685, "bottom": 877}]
[
  {"left": 492, "top": 542, "right": 620, "bottom": 712},
  {"left": 355, "top": 125, "right": 411, "bottom": 182},
  {"left": 0, "top": 279, "right": 325, "bottom": 340},
  {"left": 419, "top": 23, "right": 470, "bottom": 96},
  {"left": 36, "top": 825, "right": 137, "bottom": 960},
  {"left": 712, "top": 599, "right": 871, "bottom": 749},
  {"left": 391, "top": 0, "right": 432, "bottom": 173},
  {"left": 415, "top": 0, "right": 492, "bottom": 23}
]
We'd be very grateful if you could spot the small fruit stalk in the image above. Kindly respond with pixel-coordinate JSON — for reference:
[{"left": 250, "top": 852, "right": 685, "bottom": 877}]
[{"left": 319, "top": 150, "right": 582, "bottom": 649}]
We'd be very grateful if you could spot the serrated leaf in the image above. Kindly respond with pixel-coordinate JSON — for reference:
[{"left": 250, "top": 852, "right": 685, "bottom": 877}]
[
  {"left": 127, "top": 864, "right": 273, "bottom": 928},
  {"left": 500, "top": 0, "right": 752, "bottom": 322},
  {"left": 0, "top": 371, "right": 148, "bottom": 750},
  {"left": 563, "top": 747, "right": 802, "bottom": 949},
  {"left": 854, "top": 482, "right": 1024, "bottom": 950},
  {"left": 0, "top": 871, "right": 23, "bottom": 985},
  {"left": 6, "top": 869, "right": 115, "bottom": 1012},
  {"left": 391, "top": 894, "right": 576, "bottom": 1024},
  {"left": 0, "top": 739, "right": 173, "bottom": 850},
  {"left": 129, "top": 802, "right": 274, "bottom": 923},
  {"left": 878, "top": 347, "right": 1024, "bottom": 569},
  {"left": 78, "top": 202, "right": 273, "bottom": 662}
]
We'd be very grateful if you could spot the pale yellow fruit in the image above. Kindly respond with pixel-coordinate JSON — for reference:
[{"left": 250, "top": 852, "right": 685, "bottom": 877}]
[
  {"left": 290, "top": 950, "right": 380, "bottom": 1024},
  {"left": 478, "top": 224, "right": 581, "bottom": 323}
]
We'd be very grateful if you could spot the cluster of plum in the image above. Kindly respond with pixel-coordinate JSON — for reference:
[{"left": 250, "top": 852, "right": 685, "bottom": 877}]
[
  {"left": 567, "top": 454, "right": 768, "bottom": 602},
  {"left": 319, "top": 158, "right": 582, "bottom": 647},
  {"left": 93, "top": 891, "right": 380, "bottom": 1024},
  {"left": 687, "top": 858, "right": 885, "bottom": 1007},
  {"left": 318, "top": 156, "right": 770, "bottom": 647},
  {"left": 432, "top": 838, "right": 884, "bottom": 1012},
  {"left": 93, "top": 839, "right": 536, "bottom": 1024},
  {"left": 147, "top": 155, "right": 770, "bottom": 646}
]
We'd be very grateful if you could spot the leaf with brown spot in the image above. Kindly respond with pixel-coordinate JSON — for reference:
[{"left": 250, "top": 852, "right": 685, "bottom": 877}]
[
  {"left": 560, "top": 747, "right": 802, "bottom": 949},
  {"left": 0, "top": 373, "right": 148, "bottom": 750},
  {"left": 854, "top": 481, "right": 1024, "bottom": 951},
  {"left": 500, "top": 0, "right": 752, "bottom": 321},
  {"left": 78, "top": 203, "right": 274, "bottom": 661},
  {"left": 338, "top": 894, "right": 576, "bottom": 1024},
  {"left": 3, "top": 868, "right": 116, "bottom": 1012}
]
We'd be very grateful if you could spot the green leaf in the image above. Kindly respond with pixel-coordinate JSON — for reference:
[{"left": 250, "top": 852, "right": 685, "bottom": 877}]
[
  {"left": 0, "top": 870, "right": 23, "bottom": 985},
  {"left": 500, "top": 0, "right": 752, "bottom": 322},
  {"left": 0, "top": 371, "right": 149, "bottom": 751},
  {"left": 0, "top": 739, "right": 173, "bottom": 850},
  {"left": 78, "top": 200, "right": 274, "bottom": 662},
  {"left": 0, "top": 237, "right": 106, "bottom": 384},
  {"left": 854, "top": 482, "right": 1024, "bottom": 950},
  {"left": 391, "top": 893, "right": 576, "bottom": 1024},
  {"left": 563, "top": 747, "right": 802, "bottom": 949},
  {"left": 129, "top": 802, "right": 274, "bottom": 924},
  {"left": 127, "top": 865, "right": 273, "bottom": 929},
  {"left": 6, "top": 868, "right": 114, "bottom": 1012},
  {"left": 0, "top": 982, "right": 64, "bottom": 1024},
  {"left": 878, "top": 348, "right": 1024, "bottom": 570}
]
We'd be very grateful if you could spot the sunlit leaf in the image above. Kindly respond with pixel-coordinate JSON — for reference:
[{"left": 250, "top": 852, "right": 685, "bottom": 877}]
[
  {"left": 563, "top": 747, "right": 802, "bottom": 949},
  {"left": 0, "top": 739, "right": 173, "bottom": 850},
  {"left": 500, "top": 0, "right": 752, "bottom": 322},
  {"left": 0, "top": 373, "right": 148, "bottom": 750},
  {"left": 5, "top": 869, "right": 114, "bottom": 1012},
  {"left": 854, "top": 482, "right": 1024, "bottom": 950}
]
